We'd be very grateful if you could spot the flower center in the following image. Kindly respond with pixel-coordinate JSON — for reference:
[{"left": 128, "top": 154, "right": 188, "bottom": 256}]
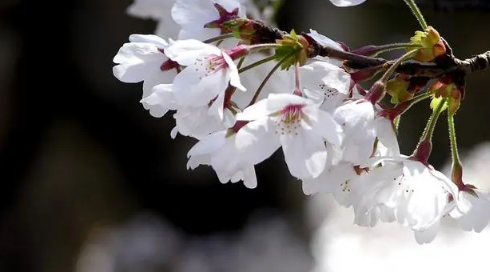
[
  {"left": 396, "top": 175, "right": 416, "bottom": 195},
  {"left": 340, "top": 180, "right": 351, "bottom": 193},
  {"left": 274, "top": 104, "right": 304, "bottom": 135},
  {"left": 319, "top": 84, "right": 340, "bottom": 99},
  {"left": 194, "top": 54, "right": 228, "bottom": 79}
]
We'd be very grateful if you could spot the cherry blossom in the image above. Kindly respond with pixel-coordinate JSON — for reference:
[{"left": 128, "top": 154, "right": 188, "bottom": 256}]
[
  {"left": 451, "top": 189, "right": 490, "bottom": 233},
  {"left": 139, "top": 84, "right": 177, "bottom": 118},
  {"left": 300, "top": 61, "right": 351, "bottom": 112},
  {"left": 365, "top": 157, "right": 459, "bottom": 243},
  {"left": 111, "top": 0, "right": 490, "bottom": 245},
  {"left": 112, "top": 34, "right": 178, "bottom": 99},
  {"left": 187, "top": 126, "right": 258, "bottom": 189},
  {"left": 236, "top": 93, "right": 343, "bottom": 179},
  {"left": 332, "top": 99, "right": 398, "bottom": 165},
  {"left": 164, "top": 39, "right": 246, "bottom": 110}
]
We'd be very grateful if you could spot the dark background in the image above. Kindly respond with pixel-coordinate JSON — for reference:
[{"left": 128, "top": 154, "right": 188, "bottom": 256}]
[{"left": 0, "top": 0, "right": 489, "bottom": 271}]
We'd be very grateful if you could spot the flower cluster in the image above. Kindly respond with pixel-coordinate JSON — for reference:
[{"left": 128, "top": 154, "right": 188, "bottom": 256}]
[{"left": 113, "top": 0, "right": 490, "bottom": 243}]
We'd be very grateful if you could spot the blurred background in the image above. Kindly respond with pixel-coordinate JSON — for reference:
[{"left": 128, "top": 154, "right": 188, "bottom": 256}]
[{"left": 0, "top": 0, "right": 490, "bottom": 272}]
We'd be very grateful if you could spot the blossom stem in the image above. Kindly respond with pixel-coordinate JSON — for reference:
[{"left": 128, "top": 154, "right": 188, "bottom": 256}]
[
  {"left": 385, "top": 92, "right": 432, "bottom": 121},
  {"left": 248, "top": 52, "right": 295, "bottom": 106},
  {"left": 351, "top": 43, "right": 422, "bottom": 57},
  {"left": 411, "top": 97, "right": 446, "bottom": 163},
  {"left": 203, "top": 33, "right": 235, "bottom": 44},
  {"left": 238, "top": 55, "right": 276, "bottom": 74},
  {"left": 448, "top": 112, "right": 464, "bottom": 187},
  {"left": 248, "top": 43, "right": 282, "bottom": 52},
  {"left": 365, "top": 49, "right": 418, "bottom": 103},
  {"left": 237, "top": 56, "right": 246, "bottom": 69},
  {"left": 403, "top": 0, "right": 428, "bottom": 30},
  {"left": 448, "top": 113, "right": 461, "bottom": 166},
  {"left": 413, "top": 91, "right": 433, "bottom": 103},
  {"left": 293, "top": 61, "right": 302, "bottom": 95},
  {"left": 422, "top": 97, "right": 446, "bottom": 141}
]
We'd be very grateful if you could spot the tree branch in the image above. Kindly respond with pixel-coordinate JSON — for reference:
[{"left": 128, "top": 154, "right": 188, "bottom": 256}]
[
  {"left": 314, "top": 41, "right": 489, "bottom": 78},
  {"left": 455, "top": 51, "right": 490, "bottom": 75},
  {"left": 255, "top": 24, "right": 490, "bottom": 79}
]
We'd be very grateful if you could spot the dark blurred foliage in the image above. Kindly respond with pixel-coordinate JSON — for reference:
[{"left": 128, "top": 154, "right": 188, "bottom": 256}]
[
  {"left": 0, "top": 1, "right": 306, "bottom": 271},
  {"left": 0, "top": 0, "right": 489, "bottom": 272}
]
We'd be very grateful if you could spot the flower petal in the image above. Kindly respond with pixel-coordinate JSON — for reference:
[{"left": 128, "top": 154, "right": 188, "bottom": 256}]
[
  {"left": 236, "top": 99, "right": 270, "bottom": 121},
  {"left": 280, "top": 129, "right": 327, "bottom": 179},
  {"left": 236, "top": 117, "right": 280, "bottom": 164},
  {"left": 113, "top": 42, "right": 164, "bottom": 83},
  {"left": 223, "top": 52, "right": 246, "bottom": 91},
  {"left": 374, "top": 117, "right": 400, "bottom": 156},
  {"left": 129, "top": 34, "right": 169, "bottom": 47},
  {"left": 413, "top": 222, "right": 439, "bottom": 244},
  {"left": 329, "top": 0, "right": 367, "bottom": 7},
  {"left": 187, "top": 130, "right": 227, "bottom": 157},
  {"left": 165, "top": 39, "right": 220, "bottom": 66},
  {"left": 140, "top": 84, "right": 177, "bottom": 117},
  {"left": 303, "top": 105, "right": 343, "bottom": 146}
]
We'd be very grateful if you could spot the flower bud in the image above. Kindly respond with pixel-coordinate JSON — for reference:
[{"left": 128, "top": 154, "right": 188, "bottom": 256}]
[
  {"left": 386, "top": 74, "right": 413, "bottom": 103},
  {"left": 365, "top": 80, "right": 386, "bottom": 104},
  {"left": 429, "top": 80, "right": 463, "bottom": 115},
  {"left": 350, "top": 65, "right": 385, "bottom": 83},
  {"left": 274, "top": 30, "right": 310, "bottom": 69},
  {"left": 203, "top": 3, "right": 240, "bottom": 34},
  {"left": 448, "top": 86, "right": 462, "bottom": 115},
  {"left": 410, "top": 139, "right": 432, "bottom": 165},
  {"left": 409, "top": 26, "right": 447, "bottom": 62}
]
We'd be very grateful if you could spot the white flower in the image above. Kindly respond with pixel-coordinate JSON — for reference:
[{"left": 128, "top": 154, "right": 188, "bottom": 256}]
[
  {"left": 394, "top": 160, "right": 456, "bottom": 230},
  {"left": 302, "top": 147, "right": 401, "bottom": 224},
  {"left": 368, "top": 157, "right": 459, "bottom": 243},
  {"left": 139, "top": 78, "right": 236, "bottom": 137},
  {"left": 351, "top": 161, "right": 402, "bottom": 227},
  {"left": 304, "top": 162, "right": 365, "bottom": 207},
  {"left": 172, "top": 0, "right": 246, "bottom": 41},
  {"left": 332, "top": 100, "right": 376, "bottom": 164},
  {"left": 374, "top": 116, "right": 400, "bottom": 156},
  {"left": 333, "top": 99, "right": 399, "bottom": 165},
  {"left": 234, "top": 58, "right": 350, "bottom": 112},
  {"left": 164, "top": 39, "right": 246, "bottom": 109},
  {"left": 112, "top": 34, "right": 178, "bottom": 100},
  {"left": 442, "top": 142, "right": 490, "bottom": 233},
  {"left": 451, "top": 189, "right": 490, "bottom": 233},
  {"left": 187, "top": 127, "right": 257, "bottom": 188},
  {"left": 300, "top": 61, "right": 351, "bottom": 112},
  {"left": 236, "top": 93, "right": 343, "bottom": 179},
  {"left": 126, "top": 0, "right": 179, "bottom": 39},
  {"left": 329, "top": 0, "right": 367, "bottom": 7},
  {"left": 172, "top": 103, "right": 234, "bottom": 139},
  {"left": 140, "top": 84, "right": 177, "bottom": 118}
]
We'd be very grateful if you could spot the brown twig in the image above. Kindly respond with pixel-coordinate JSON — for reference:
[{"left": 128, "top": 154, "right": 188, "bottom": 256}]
[
  {"left": 455, "top": 51, "right": 490, "bottom": 75},
  {"left": 257, "top": 24, "right": 489, "bottom": 80}
]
